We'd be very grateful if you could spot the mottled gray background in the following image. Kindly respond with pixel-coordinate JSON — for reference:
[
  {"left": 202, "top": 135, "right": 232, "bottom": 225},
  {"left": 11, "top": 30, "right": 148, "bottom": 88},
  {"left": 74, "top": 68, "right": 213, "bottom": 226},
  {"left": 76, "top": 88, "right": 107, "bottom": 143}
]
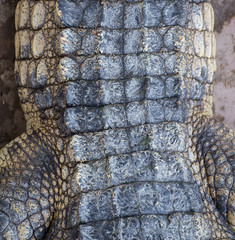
[
  {"left": 212, "top": 0, "right": 235, "bottom": 129},
  {"left": 0, "top": 0, "right": 234, "bottom": 148},
  {"left": 0, "top": 0, "right": 25, "bottom": 148}
]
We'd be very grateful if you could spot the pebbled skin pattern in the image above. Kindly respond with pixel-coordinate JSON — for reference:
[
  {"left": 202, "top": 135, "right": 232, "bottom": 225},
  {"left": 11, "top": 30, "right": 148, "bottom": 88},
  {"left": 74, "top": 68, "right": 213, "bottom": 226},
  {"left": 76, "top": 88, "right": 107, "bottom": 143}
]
[{"left": 0, "top": 0, "right": 234, "bottom": 239}]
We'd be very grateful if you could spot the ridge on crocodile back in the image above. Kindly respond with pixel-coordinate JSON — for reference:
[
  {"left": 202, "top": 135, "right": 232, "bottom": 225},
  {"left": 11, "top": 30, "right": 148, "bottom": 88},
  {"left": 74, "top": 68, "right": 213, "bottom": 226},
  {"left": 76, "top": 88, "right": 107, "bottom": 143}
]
[{"left": 0, "top": 0, "right": 234, "bottom": 239}]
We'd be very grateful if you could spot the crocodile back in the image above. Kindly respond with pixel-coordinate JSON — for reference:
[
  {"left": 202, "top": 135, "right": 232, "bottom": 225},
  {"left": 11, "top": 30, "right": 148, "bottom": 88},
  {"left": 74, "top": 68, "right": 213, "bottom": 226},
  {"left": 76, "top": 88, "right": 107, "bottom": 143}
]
[
  {"left": 10, "top": 0, "right": 235, "bottom": 239},
  {"left": 14, "top": 0, "right": 216, "bottom": 131}
]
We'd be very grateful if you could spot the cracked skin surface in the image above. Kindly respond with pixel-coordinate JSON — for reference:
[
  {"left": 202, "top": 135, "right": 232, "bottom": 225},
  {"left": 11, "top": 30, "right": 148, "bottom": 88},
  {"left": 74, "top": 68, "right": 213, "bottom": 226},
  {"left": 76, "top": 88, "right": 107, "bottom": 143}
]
[{"left": 0, "top": 0, "right": 235, "bottom": 239}]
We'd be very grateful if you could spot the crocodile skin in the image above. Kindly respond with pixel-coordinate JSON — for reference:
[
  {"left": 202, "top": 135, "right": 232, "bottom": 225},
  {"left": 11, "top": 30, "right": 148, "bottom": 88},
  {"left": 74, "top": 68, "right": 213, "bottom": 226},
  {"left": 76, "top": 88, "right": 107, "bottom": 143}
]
[{"left": 0, "top": 0, "right": 234, "bottom": 239}]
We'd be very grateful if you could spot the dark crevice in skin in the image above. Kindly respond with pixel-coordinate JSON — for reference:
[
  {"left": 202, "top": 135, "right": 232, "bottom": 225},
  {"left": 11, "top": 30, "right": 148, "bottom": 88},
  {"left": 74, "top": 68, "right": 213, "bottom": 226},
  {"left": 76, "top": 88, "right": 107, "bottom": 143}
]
[
  {"left": 43, "top": 211, "right": 56, "bottom": 240},
  {"left": 79, "top": 211, "right": 204, "bottom": 226}
]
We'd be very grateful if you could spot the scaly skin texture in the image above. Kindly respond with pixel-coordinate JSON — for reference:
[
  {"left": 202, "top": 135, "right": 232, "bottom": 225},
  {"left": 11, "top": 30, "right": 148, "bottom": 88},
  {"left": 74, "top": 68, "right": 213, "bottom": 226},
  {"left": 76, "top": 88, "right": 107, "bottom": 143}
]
[{"left": 0, "top": 0, "right": 234, "bottom": 239}]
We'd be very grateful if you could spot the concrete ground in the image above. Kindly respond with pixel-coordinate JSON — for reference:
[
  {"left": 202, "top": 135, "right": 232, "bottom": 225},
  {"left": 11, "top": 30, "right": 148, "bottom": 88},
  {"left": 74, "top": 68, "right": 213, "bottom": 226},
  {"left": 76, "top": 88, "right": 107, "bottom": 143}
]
[
  {"left": 0, "top": 0, "right": 234, "bottom": 147},
  {"left": 211, "top": 0, "right": 235, "bottom": 130},
  {"left": 0, "top": 0, "right": 25, "bottom": 148}
]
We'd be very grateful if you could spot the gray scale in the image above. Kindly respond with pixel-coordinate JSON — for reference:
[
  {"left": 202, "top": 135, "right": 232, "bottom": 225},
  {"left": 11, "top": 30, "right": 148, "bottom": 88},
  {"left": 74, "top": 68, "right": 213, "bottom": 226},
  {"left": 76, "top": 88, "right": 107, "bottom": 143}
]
[
  {"left": 78, "top": 182, "right": 203, "bottom": 223},
  {"left": 75, "top": 151, "right": 193, "bottom": 193},
  {"left": 79, "top": 213, "right": 212, "bottom": 240},
  {"left": 59, "top": 1, "right": 216, "bottom": 237},
  {"left": 68, "top": 123, "right": 188, "bottom": 161}
]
